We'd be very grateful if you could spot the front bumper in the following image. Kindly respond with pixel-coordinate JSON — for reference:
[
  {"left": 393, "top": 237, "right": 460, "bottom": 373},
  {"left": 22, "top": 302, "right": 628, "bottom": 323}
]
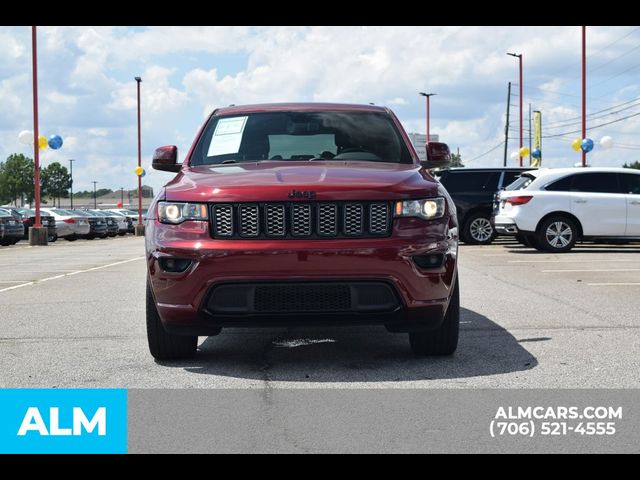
[{"left": 146, "top": 217, "right": 458, "bottom": 334}]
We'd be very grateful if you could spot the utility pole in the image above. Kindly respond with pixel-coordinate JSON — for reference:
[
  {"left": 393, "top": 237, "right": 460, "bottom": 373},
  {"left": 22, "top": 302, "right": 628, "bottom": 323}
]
[
  {"left": 69, "top": 159, "right": 75, "bottom": 209},
  {"left": 507, "top": 53, "right": 523, "bottom": 166},
  {"left": 135, "top": 76, "right": 145, "bottom": 236},
  {"left": 528, "top": 103, "right": 532, "bottom": 166},
  {"left": 29, "top": 25, "right": 47, "bottom": 246},
  {"left": 503, "top": 82, "right": 512, "bottom": 167},
  {"left": 419, "top": 92, "right": 436, "bottom": 141},
  {"left": 582, "top": 26, "right": 587, "bottom": 167},
  {"left": 120, "top": 187, "right": 124, "bottom": 206}
]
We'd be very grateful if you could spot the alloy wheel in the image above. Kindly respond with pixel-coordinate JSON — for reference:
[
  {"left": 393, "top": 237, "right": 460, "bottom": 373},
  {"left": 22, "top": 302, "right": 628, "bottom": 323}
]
[
  {"left": 470, "top": 217, "right": 494, "bottom": 243},
  {"left": 545, "top": 221, "right": 573, "bottom": 248}
]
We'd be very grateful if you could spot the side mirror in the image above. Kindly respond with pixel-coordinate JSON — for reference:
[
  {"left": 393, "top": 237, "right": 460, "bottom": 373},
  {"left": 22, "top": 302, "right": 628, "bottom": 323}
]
[
  {"left": 421, "top": 142, "right": 451, "bottom": 170},
  {"left": 152, "top": 145, "right": 181, "bottom": 172}
]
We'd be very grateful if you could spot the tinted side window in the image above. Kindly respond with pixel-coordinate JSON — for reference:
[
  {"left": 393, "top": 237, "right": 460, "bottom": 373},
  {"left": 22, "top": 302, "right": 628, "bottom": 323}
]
[
  {"left": 440, "top": 172, "right": 495, "bottom": 193},
  {"left": 545, "top": 175, "right": 574, "bottom": 191},
  {"left": 502, "top": 171, "right": 522, "bottom": 188},
  {"left": 621, "top": 173, "right": 640, "bottom": 194},
  {"left": 571, "top": 173, "right": 622, "bottom": 194}
]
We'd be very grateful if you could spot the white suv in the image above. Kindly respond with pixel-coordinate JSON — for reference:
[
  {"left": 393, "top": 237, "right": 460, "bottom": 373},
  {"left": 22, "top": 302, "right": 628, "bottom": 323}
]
[{"left": 494, "top": 167, "right": 640, "bottom": 252}]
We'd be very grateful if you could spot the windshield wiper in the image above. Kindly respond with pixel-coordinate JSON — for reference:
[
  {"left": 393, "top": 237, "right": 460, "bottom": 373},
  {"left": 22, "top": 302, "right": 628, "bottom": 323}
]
[{"left": 221, "top": 159, "right": 238, "bottom": 164}]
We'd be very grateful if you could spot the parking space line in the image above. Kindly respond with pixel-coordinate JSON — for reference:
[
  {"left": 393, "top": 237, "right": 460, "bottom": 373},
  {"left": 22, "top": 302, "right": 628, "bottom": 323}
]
[
  {"left": 587, "top": 283, "right": 640, "bottom": 286},
  {"left": 542, "top": 268, "right": 640, "bottom": 273},
  {"left": 0, "top": 282, "right": 34, "bottom": 292},
  {"left": 509, "top": 259, "right": 640, "bottom": 264},
  {"left": 0, "top": 257, "right": 144, "bottom": 293}
]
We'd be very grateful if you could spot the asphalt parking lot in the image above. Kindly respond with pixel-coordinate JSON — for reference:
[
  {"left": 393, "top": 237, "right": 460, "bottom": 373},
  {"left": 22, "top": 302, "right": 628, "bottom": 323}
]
[{"left": 0, "top": 237, "right": 639, "bottom": 389}]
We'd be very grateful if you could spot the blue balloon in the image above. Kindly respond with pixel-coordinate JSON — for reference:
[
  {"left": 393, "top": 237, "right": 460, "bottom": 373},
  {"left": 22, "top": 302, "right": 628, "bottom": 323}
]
[
  {"left": 531, "top": 149, "right": 542, "bottom": 159},
  {"left": 48, "top": 134, "right": 63, "bottom": 150},
  {"left": 581, "top": 138, "right": 594, "bottom": 153}
]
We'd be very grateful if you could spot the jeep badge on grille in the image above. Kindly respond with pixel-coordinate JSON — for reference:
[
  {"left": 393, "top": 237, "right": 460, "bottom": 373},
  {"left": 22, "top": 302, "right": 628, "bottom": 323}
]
[{"left": 288, "top": 190, "right": 316, "bottom": 200}]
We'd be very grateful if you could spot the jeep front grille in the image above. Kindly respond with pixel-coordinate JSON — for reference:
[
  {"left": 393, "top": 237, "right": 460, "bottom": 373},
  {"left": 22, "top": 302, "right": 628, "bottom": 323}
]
[{"left": 210, "top": 202, "right": 391, "bottom": 239}]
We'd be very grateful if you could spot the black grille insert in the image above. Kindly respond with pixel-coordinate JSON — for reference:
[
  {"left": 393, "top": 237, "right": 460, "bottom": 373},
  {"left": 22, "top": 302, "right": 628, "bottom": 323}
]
[{"left": 210, "top": 202, "right": 391, "bottom": 239}]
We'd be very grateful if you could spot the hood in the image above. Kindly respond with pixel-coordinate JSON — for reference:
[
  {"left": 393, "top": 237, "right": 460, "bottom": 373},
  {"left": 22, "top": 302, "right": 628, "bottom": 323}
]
[{"left": 164, "top": 161, "right": 438, "bottom": 203}]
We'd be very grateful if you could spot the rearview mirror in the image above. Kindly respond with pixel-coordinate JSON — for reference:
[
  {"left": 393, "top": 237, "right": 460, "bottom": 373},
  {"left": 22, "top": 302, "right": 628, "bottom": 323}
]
[
  {"left": 152, "top": 145, "right": 181, "bottom": 172},
  {"left": 421, "top": 142, "right": 451, "bottom": 170}
]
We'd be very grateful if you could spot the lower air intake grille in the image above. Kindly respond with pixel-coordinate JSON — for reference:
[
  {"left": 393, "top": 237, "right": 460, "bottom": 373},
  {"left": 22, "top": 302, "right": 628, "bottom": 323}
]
[{"left": 254, "top": 284, "right": 351, "bottom": 312}]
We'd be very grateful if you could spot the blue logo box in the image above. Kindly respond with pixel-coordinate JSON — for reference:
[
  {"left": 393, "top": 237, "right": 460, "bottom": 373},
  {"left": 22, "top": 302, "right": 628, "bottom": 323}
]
[{"left": 0, "top": 389, "right": 127, "bottom": 454}]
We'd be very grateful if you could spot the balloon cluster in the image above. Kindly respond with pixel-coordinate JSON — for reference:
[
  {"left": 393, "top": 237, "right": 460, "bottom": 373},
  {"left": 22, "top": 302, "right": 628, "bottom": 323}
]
[
  {"left": 572, "top": 136, "right": 613, "bottom": 153},
  {"left": 510, "top": 147, "right": 532, "bottom": 162},
  {"left": 135, "top": 166, "right": 146, "bottom": 178},
  {"left": 18, "top": 130, "right": 64, "bottom": 150}
]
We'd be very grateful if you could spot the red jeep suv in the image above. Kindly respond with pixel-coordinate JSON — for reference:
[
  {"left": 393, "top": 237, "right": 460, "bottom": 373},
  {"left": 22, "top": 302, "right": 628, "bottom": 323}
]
[{"left": 146, "top": 103, "right": 459, "bottom": 360}]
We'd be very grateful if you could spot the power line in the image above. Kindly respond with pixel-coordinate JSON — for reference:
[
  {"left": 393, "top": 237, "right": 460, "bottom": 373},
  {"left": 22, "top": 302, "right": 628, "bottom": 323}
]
[
  {"left": 561, "top": 26, "right": 640, "bottom": 77},
  {"left": 543, "top": 110, "right": 640, "bottom": 138},
  {"left": 587, "top": 27, "right": 640, "bottom": 64},
  {"left": 543, "top": 96, "right": 640, "bottom": 127},
  {"left": 466, "top": 141, "right": 505, "bottom": 163},
  {"left": 590, "top": 61, "right": 640, "bottom": 88},
  {"left": 589, "top": 37, "right": 640, "bottom": 73},
  {"left": 543, "top": 99, "right": 640, "bottom": 129}
]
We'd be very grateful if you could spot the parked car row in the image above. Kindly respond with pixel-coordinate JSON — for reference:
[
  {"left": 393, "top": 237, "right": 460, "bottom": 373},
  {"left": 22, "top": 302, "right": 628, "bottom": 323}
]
[
  {"left": 494, "top": 167, "right": 640, "bottom": 253},
  {"left": 436, "top": 167, "right": 534, "bottom": 244},
  {"left": 435, "top": 166, "right": 640, "bottom": 252},
  {"left": 0, "top": 207, "right": 142, "bottom": 246}
]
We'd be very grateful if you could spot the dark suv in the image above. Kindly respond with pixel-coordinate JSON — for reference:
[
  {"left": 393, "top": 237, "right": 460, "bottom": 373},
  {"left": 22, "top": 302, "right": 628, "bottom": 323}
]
[
  {"left": 436, "top": 167, "right": 533, "bottom": 244},
  {"left": 146, "top": 102, "right": 459, "bottom": 360}
]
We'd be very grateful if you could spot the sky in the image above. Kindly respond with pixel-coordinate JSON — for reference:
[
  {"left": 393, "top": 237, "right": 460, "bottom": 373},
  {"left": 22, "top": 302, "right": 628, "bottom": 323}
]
[{"left": 1, "top": 25, "right": 640, "bottom": 194}]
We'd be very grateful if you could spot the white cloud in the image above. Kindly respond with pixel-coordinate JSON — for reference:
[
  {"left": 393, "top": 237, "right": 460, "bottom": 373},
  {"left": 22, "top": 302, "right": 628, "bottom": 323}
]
[
  {"left": 3, "top": 25, "right": 640, "bottom": 194},
  {"left": 387, "top": 97, "right": 407, "bottom": 105},
  {"left": 46, "top": 91, "right": 77, "bottom": 106},
  {"left": 109, "top": 65, "right": 187, "bottom": 113}
]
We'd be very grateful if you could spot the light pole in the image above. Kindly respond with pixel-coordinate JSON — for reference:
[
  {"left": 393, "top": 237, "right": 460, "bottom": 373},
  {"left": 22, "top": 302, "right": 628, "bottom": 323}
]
[
  {"left": 120, "top": 187, "right": 124, "bottom": 206},
  {"left": 92, "top": 181, "right": 98, "bottom": 209},
  {"left": 581, "top": 26, "right": 587, "bottom": 167},
  {"left": 507, "top": 52, "right": 523, "bottom": 167},
  {"left": 29, "top": 25, "right": 47, "bottom": 245},
  {"left": 68, "top": 159, "right": 75, "bottom": 209},
  {"left": 134, "top": 76, "right": 144, "bottom": 236},
  {"left": 418, "top": 92, "right": 436, "bottom": 142}
]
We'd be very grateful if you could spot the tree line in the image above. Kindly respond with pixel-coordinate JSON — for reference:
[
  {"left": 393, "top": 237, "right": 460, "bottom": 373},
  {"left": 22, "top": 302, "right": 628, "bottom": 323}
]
[{"left": 0, "top": 153, "right": 73, "bottom": 207}]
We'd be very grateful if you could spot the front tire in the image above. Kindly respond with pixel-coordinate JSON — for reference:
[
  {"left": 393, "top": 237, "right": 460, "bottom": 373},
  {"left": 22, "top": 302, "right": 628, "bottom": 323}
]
[
  {"left": 537, "top": 216, "right": 578, "bottom": 253},
  {"left": 409, "top": 276, "right": 460, "bottom": 356},
  {"left": 146, "top": 280, "right": 197, "bottom": 360},
  {"left": 463, "top": 213, "right": 496, "bottom": 245}
]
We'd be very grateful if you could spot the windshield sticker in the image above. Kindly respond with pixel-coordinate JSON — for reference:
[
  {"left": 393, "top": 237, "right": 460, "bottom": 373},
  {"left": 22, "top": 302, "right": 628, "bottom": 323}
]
[{"left": 207, "top": 116, "right": 248, "bottom": 157}]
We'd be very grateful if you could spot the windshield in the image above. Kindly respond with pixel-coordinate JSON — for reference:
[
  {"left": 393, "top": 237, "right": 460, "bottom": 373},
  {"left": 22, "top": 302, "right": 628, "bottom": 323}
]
[
  {"left": 190, "top": 111, "right": 413, "bottom": 166},
  {"left": 505, "top": 174, "right": 535, "bottom": 191}
]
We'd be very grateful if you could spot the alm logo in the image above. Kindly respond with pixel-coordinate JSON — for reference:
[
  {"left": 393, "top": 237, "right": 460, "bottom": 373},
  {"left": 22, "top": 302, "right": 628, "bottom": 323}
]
[
  {"left": 18, "top": 407, "right": 106, "bottom": 436},
  {"left": 0, "top": 389, "right": 127, "bottom": 454}
]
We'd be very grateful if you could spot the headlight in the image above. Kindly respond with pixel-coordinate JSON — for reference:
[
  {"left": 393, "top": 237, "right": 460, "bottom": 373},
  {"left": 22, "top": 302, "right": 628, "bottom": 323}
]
[
  {"left": 394, "top": 197, "right": 446, "bottom": 220},
  {"left": 158, "top": 202, "right": 208, "bottom": 224}
]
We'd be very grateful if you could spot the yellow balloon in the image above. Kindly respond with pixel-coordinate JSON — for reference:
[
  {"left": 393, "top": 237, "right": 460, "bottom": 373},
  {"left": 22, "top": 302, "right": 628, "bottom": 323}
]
[
  {"left": 38, "top": 135, "right": 48, "bottom": 150},
  {"left": 571, "top": 138, "right": 582, "bottom": 152},
  {"left": 135, "top": 166, "right": 144, "bottom": 176},
  {"left": 519, "top": 147, "right": 530, "bottom": 158}
]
